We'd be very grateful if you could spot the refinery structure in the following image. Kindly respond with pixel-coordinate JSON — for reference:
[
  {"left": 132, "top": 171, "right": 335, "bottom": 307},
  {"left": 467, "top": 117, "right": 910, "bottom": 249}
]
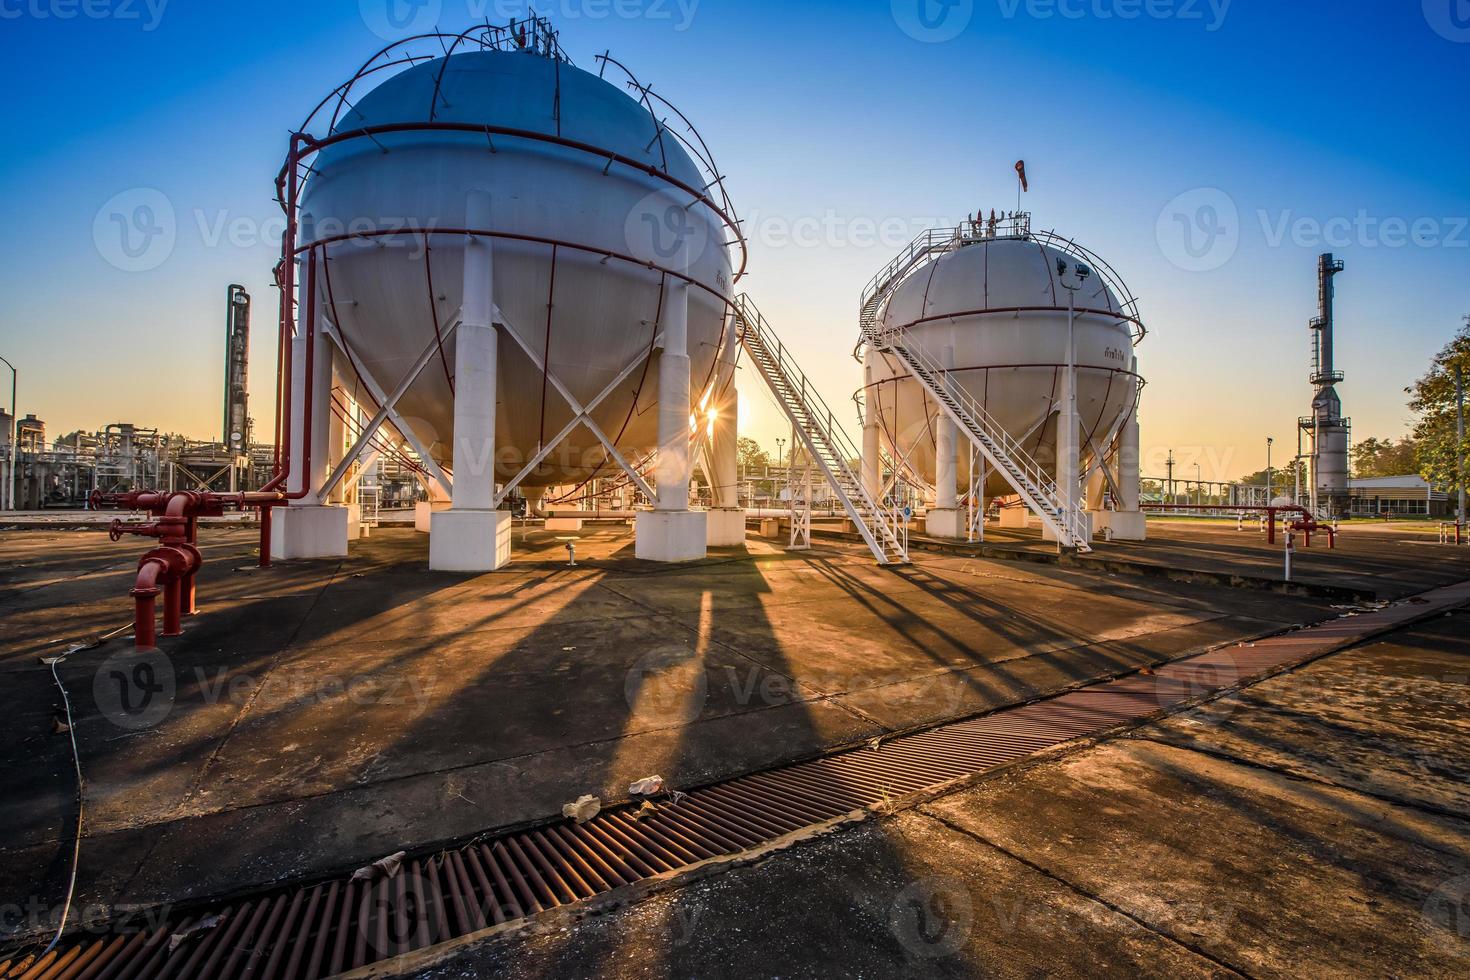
[{"left": 4, "top": 14, "right": 1469, "bottom": 980}]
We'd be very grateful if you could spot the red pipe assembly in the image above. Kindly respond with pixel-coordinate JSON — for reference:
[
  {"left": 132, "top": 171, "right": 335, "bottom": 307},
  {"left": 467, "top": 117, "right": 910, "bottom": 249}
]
[
  {"left": 91, "top": 490, "right": 284, "bottom": 649},
  {"left": 1140, "top": 503, "right": 1337, "bottom": 548}
]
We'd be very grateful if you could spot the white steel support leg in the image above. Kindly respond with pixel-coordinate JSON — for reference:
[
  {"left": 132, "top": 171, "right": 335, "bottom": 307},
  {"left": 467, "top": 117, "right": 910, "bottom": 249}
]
[
  {"left": 706, "top": 385, "right": 745, "bottom": 546},
  {"left": 862, "top": 362, "right": 881, "bottom": 502},
  {"left": 431, "top": 191, "right": 511, "bottom": 571},
  {"left": 637, "top": 277, "right": 706, "bottom": 561},
  {"left": 1096, "top": 400, "right": 1147, "bottom": 541},
  {"left": 926, "top": 346, "right": 963, "bottom": 539},
  {"left": 273, "top": 255, "right": 350, "bottom": 559}
]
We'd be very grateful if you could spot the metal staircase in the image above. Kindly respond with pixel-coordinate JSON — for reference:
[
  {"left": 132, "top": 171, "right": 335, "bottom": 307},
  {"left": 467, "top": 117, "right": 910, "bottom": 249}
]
[
  {"left": 734, "top": 295, "right": 909, "bottom": 565},
  {"left": 866, "top": 324, "right": 1091, "bottom": 551},
  {"left": 856, "top": 216, "right": 1097, "bottom": 553}
]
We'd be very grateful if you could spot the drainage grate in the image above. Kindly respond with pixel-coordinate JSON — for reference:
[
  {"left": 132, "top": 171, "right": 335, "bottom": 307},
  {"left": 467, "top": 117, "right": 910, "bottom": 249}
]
[{"left": 6, "top": 583, "right": 1467, "bottom": 980}]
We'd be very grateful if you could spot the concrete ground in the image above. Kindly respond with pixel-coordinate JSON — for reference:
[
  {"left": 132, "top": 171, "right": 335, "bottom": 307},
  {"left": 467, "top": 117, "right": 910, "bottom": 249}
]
[
  {"left": 1, "top": 520, "right": 1466, "bottom": 947},
  {"left": 847, "top": 516, "right": 1470, "bottom": 600},
  {"left": 408, "top": 611, "right": 1470, "bottom": 979}
]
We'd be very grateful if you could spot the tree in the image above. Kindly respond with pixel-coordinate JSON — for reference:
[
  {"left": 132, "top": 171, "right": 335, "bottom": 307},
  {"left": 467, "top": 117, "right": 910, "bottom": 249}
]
[
  {"left": 736, "top": 436, "right": 771, "bottom": 470},
  {"left": 1234, "top": 460, "right": 1306, "bottom": 490},
  {"left": 1350, "top": 436, "right": 1419, "bottom": 478},
  {"left": 1407, "top": 316, "right": 1470, "bottom": 493}
]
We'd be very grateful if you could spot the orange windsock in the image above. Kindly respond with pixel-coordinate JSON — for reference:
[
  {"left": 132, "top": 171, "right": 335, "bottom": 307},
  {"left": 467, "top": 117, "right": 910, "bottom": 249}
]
[{"left": 1015, "top": 160, "right": 1028, "bottom": 192}]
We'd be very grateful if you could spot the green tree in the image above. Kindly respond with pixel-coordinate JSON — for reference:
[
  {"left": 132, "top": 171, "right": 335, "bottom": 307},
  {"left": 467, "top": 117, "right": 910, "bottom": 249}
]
[
  {"left": 1350, "top": 436, "right": 1419, "bottom": 478},
  {"left": 1407, "top": 316, "right": 1470, "bottom": 493},
  {"left": 1234, "top": 460, "right": 1306, "bottom": 490},
  {"left": 736, "top": 436, "right": 771, "bottom": 470}
]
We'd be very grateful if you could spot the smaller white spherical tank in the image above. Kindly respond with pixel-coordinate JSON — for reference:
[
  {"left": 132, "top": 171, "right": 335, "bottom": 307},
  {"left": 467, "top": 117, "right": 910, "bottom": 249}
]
[
  {"left": 863, "top": 231, "right": 1142, "bottom": 500},
  {"left": 298, "top": 43, "right": 736, "bottom": 489}
]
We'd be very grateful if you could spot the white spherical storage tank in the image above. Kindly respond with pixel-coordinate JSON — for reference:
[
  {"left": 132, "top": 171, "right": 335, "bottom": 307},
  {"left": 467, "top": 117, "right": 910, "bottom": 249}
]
[
  {"left": 269, "top": 23, "right": 748, "bottom": 568},
  {"left": 297, "top": 29, "right": 738, "bottom": 492},
  {"left": 861, "top": 218, "right": 1144, "bottom": 523}
]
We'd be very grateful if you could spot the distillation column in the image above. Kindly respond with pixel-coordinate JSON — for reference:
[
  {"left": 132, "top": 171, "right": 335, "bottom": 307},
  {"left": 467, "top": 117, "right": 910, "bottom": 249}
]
[
  {"left": 636, "top": 270, "right": 708, "bottom": 561},
  {"left": 429, "top": 190, "right": 513, "bottom": 571}
]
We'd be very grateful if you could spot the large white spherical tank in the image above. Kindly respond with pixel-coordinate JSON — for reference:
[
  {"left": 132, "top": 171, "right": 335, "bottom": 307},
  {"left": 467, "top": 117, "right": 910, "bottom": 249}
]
[
  {"left": 300, "top": 49, "right": 734, "bottom": 488},
  {"left": 863, "top": 236, "right": 1140, "bottom": 500}
]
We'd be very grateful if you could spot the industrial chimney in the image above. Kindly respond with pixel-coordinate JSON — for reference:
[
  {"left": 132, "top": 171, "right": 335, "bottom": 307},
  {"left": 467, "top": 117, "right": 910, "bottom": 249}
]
[
  {"left": 223, "top": 284, "right": 250, "bottom": 453},
  {"left": 1301, "top": 253, "right": 1349, "bottom": 516}
]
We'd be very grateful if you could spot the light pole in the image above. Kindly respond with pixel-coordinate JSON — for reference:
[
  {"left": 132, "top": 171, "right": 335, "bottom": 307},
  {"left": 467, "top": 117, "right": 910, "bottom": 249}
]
[
  {"left": 1056, "top": 257, "right": 1090, "bottom": 544},
  {"left": 1456, "top": 362, "right": 1465, "bottom": 535},
  {"left": 0, "top": 355, "right": 14, "bottom": 512},
  {"left": 1265, "top": 437, "right": 1274, "bottom": 502}
]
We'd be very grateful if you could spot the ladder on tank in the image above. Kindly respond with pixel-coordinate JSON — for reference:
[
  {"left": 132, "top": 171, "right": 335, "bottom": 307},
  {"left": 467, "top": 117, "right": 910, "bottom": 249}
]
[
  {"left": 733, "top": 295, "right": 910, "bottom": 565},
  {"left": 857, "top": 225, "right": 1092, "bottom": 553},
  {"left": 864, "top": 323, "right": 1091, "bottom": 551}
]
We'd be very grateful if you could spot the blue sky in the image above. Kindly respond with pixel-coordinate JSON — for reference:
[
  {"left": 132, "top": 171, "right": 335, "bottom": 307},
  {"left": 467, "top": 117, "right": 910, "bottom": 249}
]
[{"left": 1, "top": 0, "right": 1466, "bottom": 480}]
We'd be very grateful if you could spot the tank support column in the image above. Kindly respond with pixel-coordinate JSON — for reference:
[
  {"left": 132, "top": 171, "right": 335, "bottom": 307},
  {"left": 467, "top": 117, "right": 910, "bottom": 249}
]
[
  {"left": 925, "top": 346, "right": 964, "bottom": 539},
  {"left": 706, "top": 385, "right": 745, "bottom": 547},
  {"left": 1093, "top": 398, "right": 1147, "bottom": 541},
  {"left": 637, "top": 276, "right": 707, "bottom": 561},
  {"left": 272, "top": 252, "right": 351, "bottom": 559},
  {"left": 861, "top": 365, "right": 881, "bottom": 503},
  {"left": 430, "top": 191, "right": 512, "bottom": 571}
]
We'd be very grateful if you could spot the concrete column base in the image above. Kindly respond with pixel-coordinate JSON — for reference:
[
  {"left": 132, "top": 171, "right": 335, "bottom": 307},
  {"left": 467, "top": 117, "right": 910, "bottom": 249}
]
[
  {"left": 545, "top": 516, "right": 584, "bottom": 531},
  {"left": 706, "top": 507, "right": 747, "bottom": 547},
  {"left": 924, "top": 507, "right": 965, "bottom": 539},
  {"left": 270, "top": 505, "right": 350, "bottom": 559},
  {"left": 635, "top": 510, "right": 708, "bottom": 562},
  {"left": 429, "top": 509, "right": 512, "bottom": 571},
  {"left": 1042, "top": 511, "right": 1093, "bottom": 547},
  {"left": 415, "top": 500, "right": 451, "bottom": 533},
  {"left": 344, "top": 503, "right": 362, "bottom": 542},
  {"left": 998, "top": 506, "right": 1030, "bottom": 529},
  {"left": 1091, "top": 510, "right": 1147, "bottom": 541},
  {"left": 759, "top": 517, "right": 782, "bottom": 538}
]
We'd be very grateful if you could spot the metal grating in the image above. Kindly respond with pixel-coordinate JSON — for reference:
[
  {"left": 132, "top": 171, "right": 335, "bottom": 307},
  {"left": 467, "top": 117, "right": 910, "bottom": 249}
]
[{"left": 7, "top": 584, "right": 1467, "bottom": 980}]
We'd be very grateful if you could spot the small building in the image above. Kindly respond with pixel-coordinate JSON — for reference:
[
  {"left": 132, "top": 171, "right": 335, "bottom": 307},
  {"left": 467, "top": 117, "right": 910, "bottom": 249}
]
[{"left": 1347, "top": 474, "right": 1450, "bottom": 517}]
